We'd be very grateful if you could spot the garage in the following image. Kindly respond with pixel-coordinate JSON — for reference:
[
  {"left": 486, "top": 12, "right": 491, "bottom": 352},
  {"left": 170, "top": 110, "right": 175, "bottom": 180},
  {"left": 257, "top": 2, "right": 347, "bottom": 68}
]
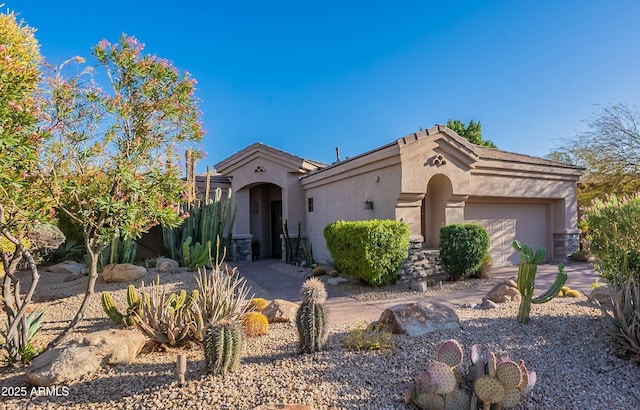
[{"left": 464, "top": 203, "right": 548, "bottom": 266}]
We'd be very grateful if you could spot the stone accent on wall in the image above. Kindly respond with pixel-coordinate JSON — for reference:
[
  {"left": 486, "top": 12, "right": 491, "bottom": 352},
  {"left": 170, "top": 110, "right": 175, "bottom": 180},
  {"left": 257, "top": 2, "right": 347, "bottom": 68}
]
[
  {"left": 553, "top": 230, "right": 580, "bottom": 261},
  {"left": 398, "top": 239, "right": 447, "bottom": 282},
  {"left": 230, "top": 234, "right": 252, "bottom": 262}
]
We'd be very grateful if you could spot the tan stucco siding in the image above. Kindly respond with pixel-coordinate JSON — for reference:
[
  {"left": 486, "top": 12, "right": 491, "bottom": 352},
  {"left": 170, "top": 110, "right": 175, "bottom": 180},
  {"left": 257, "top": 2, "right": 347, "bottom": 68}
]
[
  {"left": 301, "top": 155, "right": 402, "bottom": 262},
  {"left": 227, "top": 158, "right": 307, "bottom": 237}
]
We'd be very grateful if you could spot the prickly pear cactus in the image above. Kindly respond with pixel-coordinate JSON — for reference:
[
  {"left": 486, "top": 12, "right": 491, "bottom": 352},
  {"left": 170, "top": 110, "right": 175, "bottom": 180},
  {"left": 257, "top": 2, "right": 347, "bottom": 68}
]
[{"left": 407, "top": 339, "right": 537, "bottom": 410}]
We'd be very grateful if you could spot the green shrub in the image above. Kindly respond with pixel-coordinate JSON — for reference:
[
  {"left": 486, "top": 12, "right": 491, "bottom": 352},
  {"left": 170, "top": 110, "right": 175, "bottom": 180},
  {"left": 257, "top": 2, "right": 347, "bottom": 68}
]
[
  {"left": 439, "top": 223, "right": 489, "bottom": 281},
  {"left": 584, "top": 194, "right": 640, "bottom": 286},
  {"left": 323, "top": 220, "right": 410, "bottom": 286}
]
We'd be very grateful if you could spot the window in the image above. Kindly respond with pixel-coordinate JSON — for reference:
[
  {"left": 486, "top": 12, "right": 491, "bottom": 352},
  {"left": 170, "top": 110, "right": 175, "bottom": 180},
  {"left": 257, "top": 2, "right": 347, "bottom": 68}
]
[{"left": 308, "top": 197, "right": 314, "bottom": 212}]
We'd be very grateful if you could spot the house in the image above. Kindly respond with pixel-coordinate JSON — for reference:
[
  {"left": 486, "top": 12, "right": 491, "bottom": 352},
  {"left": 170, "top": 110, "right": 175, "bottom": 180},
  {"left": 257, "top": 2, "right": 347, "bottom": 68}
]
[{"left": 213, "top": 125, "right": 583, "bottom": 279}]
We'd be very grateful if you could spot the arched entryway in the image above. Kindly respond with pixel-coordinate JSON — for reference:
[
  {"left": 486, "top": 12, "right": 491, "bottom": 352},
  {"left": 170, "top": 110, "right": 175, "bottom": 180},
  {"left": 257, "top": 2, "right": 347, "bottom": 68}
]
[
  {"left": 421, "top": 174, "right": 453, "bottom": 248},
  {"left": 249, "top": 183, "right": 283, "bottom": 258}
]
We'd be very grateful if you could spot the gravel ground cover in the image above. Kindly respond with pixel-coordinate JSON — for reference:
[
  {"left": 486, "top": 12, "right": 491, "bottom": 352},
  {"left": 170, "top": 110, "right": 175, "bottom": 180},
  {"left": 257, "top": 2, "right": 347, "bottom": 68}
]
[{"left": 0, "top": 264, "right": 639, "bottom": 409}]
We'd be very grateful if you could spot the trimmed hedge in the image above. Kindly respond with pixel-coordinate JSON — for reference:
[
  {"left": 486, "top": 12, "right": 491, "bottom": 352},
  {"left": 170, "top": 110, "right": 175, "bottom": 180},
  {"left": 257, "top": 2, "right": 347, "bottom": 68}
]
[
  {"left": 323, "top": 220, "right": 410, "bottom": 286},
  {"left": 439, "top": 223, "right": 489, "bottom": 281}
]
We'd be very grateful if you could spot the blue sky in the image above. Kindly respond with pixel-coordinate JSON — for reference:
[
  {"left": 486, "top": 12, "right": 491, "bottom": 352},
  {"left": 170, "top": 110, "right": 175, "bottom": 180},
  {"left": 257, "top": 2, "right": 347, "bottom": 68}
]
[{"left": 10, "top": 1, "right": 640, "bottom": 171}]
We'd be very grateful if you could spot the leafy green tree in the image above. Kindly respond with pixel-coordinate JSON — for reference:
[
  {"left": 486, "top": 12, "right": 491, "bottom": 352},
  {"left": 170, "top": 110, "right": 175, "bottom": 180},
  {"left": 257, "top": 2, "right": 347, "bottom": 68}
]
[
  {"left": 0, "top": 9, "right": 53, "bottom": 363},
  {"left": 446, "top": 119, "right": 497, "bottom": 148},
  {"left": 39, "top": 35, "right": 204, "bottom": 347},
  {"left": 547, "top": 104, "right": 640, "bottom": 208}
]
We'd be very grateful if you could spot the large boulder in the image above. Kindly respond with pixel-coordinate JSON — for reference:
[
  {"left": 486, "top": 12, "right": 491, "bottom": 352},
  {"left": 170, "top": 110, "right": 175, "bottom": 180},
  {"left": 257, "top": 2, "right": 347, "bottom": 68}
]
[
  {"left": 27, "top": 223, "right": 65, "bottom": 251},
  {"left": 102, "top": 263, "right": 146, "bottom": 283},
  {"left": 26, "top": 345, "right": 103, "bottom": 387},
  {"left": 263, "top": 299, "right": 299, "bottom": 323},
  {"left": 378, "top": 302, "right": 459, "bottom": 337},
  {"left": 26, "top": 329, "right": 145, "bottom": 386},
  {"left": 45, "top": 260, "right": 88, "bottom": 275},
  {"left": 156, "top": 257, "right": 180, "bottom": 274},
  {"left": 483, "top": 278, "right": 521, "bottom": 304}
]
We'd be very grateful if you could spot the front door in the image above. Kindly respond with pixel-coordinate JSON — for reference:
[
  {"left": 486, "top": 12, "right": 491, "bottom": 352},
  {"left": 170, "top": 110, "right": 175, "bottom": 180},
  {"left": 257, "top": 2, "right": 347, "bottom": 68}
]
[{"left": 270, "top": 200, "right": 283, "bottom": 258}]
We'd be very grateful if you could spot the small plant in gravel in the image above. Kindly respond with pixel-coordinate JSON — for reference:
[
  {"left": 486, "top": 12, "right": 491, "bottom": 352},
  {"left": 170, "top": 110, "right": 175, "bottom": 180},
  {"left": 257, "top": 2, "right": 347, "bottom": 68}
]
[
  {"left": 513, "top": 240, "right": 568, "bottom": 324},
  {"left": 404, "top": 339, "right": 536, "bottom": 410},
  {"left": 296, "top": 277, "right": 328, "bottom": 354},
  {"left": 342, "top": 322, "right": 394, "bottom": 351}
]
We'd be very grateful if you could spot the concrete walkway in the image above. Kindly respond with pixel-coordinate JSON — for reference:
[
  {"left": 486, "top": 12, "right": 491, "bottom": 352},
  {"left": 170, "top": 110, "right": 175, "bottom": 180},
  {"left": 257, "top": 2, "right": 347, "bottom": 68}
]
[{"left": 235, "top": 259, "right": 600, "bottom": 325}]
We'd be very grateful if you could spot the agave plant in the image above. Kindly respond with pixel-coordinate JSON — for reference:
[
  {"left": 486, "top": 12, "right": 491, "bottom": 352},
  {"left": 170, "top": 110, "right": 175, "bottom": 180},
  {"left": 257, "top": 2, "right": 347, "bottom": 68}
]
[
  {"left": 1, "top": 310, "right": 45, "bottom": 364},
  {"left": 133, "top": 275, "right": 194, "bottom": 347},
  {"left": 595, "top": 274, "right": 640, "bottom": 363},
  {"left": 192, "top": 239, "right": 253, "bottom": 340}
]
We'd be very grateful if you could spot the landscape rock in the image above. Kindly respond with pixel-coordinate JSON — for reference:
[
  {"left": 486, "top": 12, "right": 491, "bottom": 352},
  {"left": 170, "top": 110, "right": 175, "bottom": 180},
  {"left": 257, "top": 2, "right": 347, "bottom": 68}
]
[
  {"left": 45, "top": 260, "right": 88, "bottom": 275},
  {"left": 81, "top": 329, "right": 146, "bottom": 365},
  {"left": 327, "top": 277, "right": 348, "bottom": 286},
  {"left": 254, "top": 406, "right": 314, "bottom": 410},
  {"left": 410, "top": 280, "right": 428, "bottom": 292},
  {"left": 156, "top": 257, "right": 180, "bottom": 274},
  {"left": 26, "top": 329, "right": 145, "bottom": 387},
  {"left": 102, "top": 263, "right": 146, "bottom": 283},
  {"left": 483, "top": 278, "right": 521, "bottom": 304},
  {"left": 377, "top": 302, "right": 459, "bottom": 337},
  {"left": 263, "top": 299, "right": 299, "bottom": 323},
  {"left": 27, "top": 223, "right": 65, "bottom": 251},
  {"left": 480, "top": 299, "right": 499, "bottom": 310},
  {"left": 26, "top": 345, "right": 103, "bottom": 387},
  {"left": 588, "top": 285, "right": 615, "bottom": 306}
]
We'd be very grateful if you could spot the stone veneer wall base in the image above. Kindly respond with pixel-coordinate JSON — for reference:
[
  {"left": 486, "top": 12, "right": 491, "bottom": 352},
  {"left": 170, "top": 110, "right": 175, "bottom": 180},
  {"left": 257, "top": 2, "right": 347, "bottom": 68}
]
[{"left": 399, "top": 240, "right": 447, "bottom": 282}]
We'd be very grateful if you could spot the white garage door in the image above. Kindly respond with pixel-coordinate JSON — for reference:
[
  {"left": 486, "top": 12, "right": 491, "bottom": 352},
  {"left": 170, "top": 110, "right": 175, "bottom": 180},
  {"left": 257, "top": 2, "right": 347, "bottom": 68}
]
[{"left": 464, "top": 203, "right": 548, "bottom": 266}]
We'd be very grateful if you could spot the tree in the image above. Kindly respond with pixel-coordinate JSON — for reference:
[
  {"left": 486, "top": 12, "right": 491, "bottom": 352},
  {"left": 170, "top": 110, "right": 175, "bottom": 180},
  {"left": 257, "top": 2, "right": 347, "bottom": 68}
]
[
  {"left": 0, "top": 9, "right": 54, "bottom": 363},
  {"left": 39, "top": 35, "right": 204, "bottom": 347},
  {"left": 547, "top": 104, "right": 640, "bottom": 207},
  {"left": 446, "top": 119, "right": 497, "bottom": 148}
]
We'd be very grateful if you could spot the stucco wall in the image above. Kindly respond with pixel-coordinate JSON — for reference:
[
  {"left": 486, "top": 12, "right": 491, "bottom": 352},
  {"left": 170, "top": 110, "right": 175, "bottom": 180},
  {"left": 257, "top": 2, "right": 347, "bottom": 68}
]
[{"left": 301, "top": 147, "right": 402, "bottom": 262}]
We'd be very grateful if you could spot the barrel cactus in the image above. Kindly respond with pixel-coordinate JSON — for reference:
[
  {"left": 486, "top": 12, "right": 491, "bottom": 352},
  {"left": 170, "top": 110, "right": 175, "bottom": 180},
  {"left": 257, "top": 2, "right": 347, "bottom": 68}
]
[
  {"left": 242, "top": 311, "right": 269, "bottom": 337},
  {"left": 296, "top": 277, "right": 329, "bottom": 354},
  {"left": 203, "top": 320, "right": 243, "bottom": 375}
]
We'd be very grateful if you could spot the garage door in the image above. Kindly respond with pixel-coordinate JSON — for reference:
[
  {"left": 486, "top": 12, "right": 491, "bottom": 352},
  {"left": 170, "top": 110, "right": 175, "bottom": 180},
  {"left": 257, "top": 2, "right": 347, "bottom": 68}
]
[{"left": 464, "top": 203, "right": 547, "bottom": 266}]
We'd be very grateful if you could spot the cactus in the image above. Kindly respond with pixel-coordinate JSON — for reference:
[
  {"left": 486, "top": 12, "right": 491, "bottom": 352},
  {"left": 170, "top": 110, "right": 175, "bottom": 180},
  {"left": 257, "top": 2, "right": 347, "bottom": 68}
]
[
  {"left": 163, "top": 179, "right": 236, "bottom": 268},
  {"left": 437, "top": 339, "right": 463, "bottom": 368},
  {"left": 203, "top": 320, "right": 243, "bottom": 375},
  {"left": 296, "top": 277, "right": 329, "bottom": 353},
  {"left": 101, "top": 286, "right": 141, "bottom": 326},
  {"left": 247, "top": 297, "right": 269, "bottom": 312},
  {"left": 300, "top": 277, "right": 327, "bottom": 304},
  {"left": 97, "top": 233, "right": 137, "bottom": 271},
  {"left": 513, "top": 240, "right": 568, "bottom": 323},
  {"left": 408, "top": 339, "right": 536, "bottom": 410},
  {"left": 296, "top": 302, "right": 328, "bottom": 353},
  {"left": 241, "top": 311, "right": 269, "bottom": 337}
]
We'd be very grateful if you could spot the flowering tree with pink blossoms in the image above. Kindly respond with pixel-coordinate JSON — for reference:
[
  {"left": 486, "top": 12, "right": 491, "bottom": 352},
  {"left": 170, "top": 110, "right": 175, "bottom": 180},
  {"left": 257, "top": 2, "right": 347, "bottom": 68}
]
[{"left": 39, "top": 35, "right": 204, "bottom": 347}]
